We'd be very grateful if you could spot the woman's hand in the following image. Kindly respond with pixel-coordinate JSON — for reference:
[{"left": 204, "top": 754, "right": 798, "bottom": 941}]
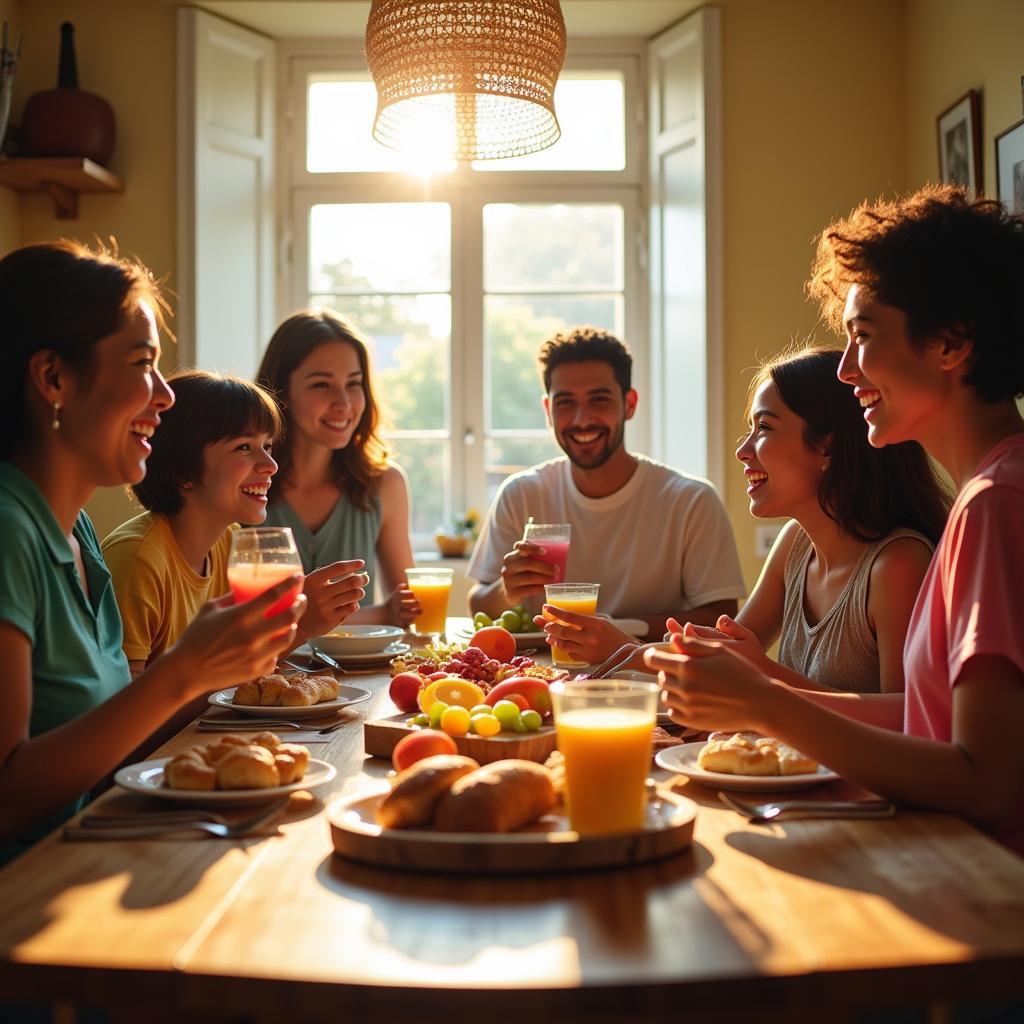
[
  {"left": 533, "top": 606, "right": 637, "bottom": 665},
  {"left": 170, "top": 576, "right": 307, "bottom": 694},
  {"left": 666, "top": 614, "right": 768, "bottom": 670},
  {"left": 383, "top": 583, "right": 422, "bottom": 627},
  {"left": 643, "top": 633, "right": 780, "bottom": 733},
  {"left": 298, "top": 560, "right": 368, "bottom": 639}
]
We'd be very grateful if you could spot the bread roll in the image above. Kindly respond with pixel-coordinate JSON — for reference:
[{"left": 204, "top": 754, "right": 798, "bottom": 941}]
[
  {"left": 216, "top": 745, "right": 280, "bottom": 789},
  {"left": 434, "top": 760, "right": 556, "bottom": 833},
  {"left": 375, "top": 754, "right": 479, "bottom": 829},
  {"left": 273, "top": 743, "right": 310, "bottom": 785},
  {"left": 203, "top": 735, "right": 250, "bottom": 764},
  {"left": 233, "top": 680, "right": 262, "bottom": 706},
  {"left": 776, "top": 742, "right": 819, "bottom": 775},
  {"left": 698, "top": 733, "right": 779, "bottom": 775},
  {"left": 279, "top": 673, "right": 339, "bottom": 707},
  {"left": 164, "top": 751, "right": 216, "bottom": 790}
]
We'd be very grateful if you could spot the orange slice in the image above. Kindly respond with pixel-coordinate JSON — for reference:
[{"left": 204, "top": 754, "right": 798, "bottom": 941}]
[{"left": 417, "top": 677, "right": 486, "bottom": 713}]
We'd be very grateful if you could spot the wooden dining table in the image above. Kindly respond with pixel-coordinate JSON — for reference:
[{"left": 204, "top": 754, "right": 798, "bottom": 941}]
[{"left": 2, "top": 621, "right": 1023, "bottom": 1023}]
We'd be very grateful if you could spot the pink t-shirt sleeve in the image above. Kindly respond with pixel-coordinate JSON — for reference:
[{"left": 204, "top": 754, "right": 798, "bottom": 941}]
[{"left": 943, "top": 482, "right": 1024, "bottom": 685}]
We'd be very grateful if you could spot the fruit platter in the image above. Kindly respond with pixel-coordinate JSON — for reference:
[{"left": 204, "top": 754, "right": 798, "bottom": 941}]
[{"left": 365, "top": 626, "right": 567, "bottom": 766}]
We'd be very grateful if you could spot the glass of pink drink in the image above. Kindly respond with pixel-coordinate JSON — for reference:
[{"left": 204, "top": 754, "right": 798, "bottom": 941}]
[
  {"left": 227, "top": 527, "right": 304, "bottom": 618},
  {"left": 523, "top": 522, "right": 571, "bottom": 583}
]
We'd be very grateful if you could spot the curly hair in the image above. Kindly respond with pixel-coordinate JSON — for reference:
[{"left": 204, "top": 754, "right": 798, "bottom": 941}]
[
  {"left": 807, "top": 184, "right": 1024, "bottom": 403},
  {"left": 256, "top": 310, "right": 389, "bottom": 512},
  {"left": 537, "top": 325, "right": 632, "bottom": 394},
  {"left": 748, "top": 348, "right": 950, "bottom": 545},
  {"left": 0, "top": 239, "right": 171, "bottom": 459},
  {"left": 132, "top": 371, "right": 282, "bottom": 516}
]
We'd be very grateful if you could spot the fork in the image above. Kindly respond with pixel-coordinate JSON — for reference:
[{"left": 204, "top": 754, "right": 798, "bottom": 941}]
[
  {"left": 79, "top": 808, "right": 230, "bottom": 827},
  {"left": 196, "top": 718, "right": 308, "bottom": 732},
  {"left": 63, "top": 796, "right": 291, "bottom": 841},
  {"left": 718, "top": 791, "right": 895, "bottom": 823},
  {"left": 307, "top": 642, "right": 345, "bottom": 673}
]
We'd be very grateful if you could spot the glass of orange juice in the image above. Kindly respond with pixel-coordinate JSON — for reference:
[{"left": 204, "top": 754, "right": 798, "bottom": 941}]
[
  {"left": 227, "top": 527, "right": 304, "bottom": 618},
  {"left": 544, "top": 582, "right": 599, "bottom": 667},
  {"left": 550, "top": 678, "right": 658, "bottom": 835},
  {"left": 405, "top": 567, "right": 454, "bottom": 638}
]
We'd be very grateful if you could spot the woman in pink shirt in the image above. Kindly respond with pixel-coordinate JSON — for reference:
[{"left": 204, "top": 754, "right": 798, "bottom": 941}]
[{"left": 648, "top": 185, "right": 1024, "bottom": 853}]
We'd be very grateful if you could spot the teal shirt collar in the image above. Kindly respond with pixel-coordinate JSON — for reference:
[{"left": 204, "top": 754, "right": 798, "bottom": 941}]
[{"left": 0, "top": 461, "right": 76, "bottom": 566}]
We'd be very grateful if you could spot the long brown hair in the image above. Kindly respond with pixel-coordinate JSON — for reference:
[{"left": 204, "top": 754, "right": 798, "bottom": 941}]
[
  {"left": 748, "top": 347, "right": 950, "bottom": 545},
  {"left": 256, "top": 310, "right": 389, "bottom": 510}
]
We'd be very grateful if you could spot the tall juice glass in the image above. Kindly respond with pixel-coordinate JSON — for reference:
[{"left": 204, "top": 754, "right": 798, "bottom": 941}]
[
  {"left": 544, "top": 582, "right": 599, "bottom": 667},
  {"left": 550, "top": 678, "right": 658, "bottom": 835},
  {"left": 405, "top": 568, "right": 453, "bottom": 637},
  {"left": 523, "top": 522, "right": 571, "bottom": 583},
  {"left": 227, "top": 527, "right": 304, "bottom": 618}
]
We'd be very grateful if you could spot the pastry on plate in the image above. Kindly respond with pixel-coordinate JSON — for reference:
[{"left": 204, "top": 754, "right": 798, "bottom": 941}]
[
  {"left": 697, "top": 732, "right": 818, "bottom": 776},
  {"left": 163, "top": 732, "right": 311, "bottom": 790},
  {"left": 233, "top": 672, "right": 339, "bottom": 707}
]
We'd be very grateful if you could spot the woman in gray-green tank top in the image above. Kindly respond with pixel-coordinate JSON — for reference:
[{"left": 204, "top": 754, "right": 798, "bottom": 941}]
[
  {"left": 674, "top": 348, "right": 949, "bottom": 694},
  {"left": 258, "top": 310, "right": 421, "bottom": 628}
]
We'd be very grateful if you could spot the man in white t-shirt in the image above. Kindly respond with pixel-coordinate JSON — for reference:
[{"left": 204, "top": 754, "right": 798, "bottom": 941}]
[{"left": 467, "top": 326, "right": 745, "bottom": 661}]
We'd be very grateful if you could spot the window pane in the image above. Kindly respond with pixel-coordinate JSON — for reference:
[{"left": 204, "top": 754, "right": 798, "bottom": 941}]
[
  {"left": 484, "top": 204, "right": 623, "bottom": 290},
  {"left": 473, "top": 75, "right": 625, "bottom": 172},
  {"left": 484, "top": 436, "right": 561, "bottom": 505},
  {"left": 311, "top": 293, "right": 450, "bottom": 432},
  {"left": 485, "top": 294, "right": 623, "bottom": 431},
  {"left": 310, "top": 203, "right": 450, "bottom": 292},
  {"left": 307, "top": 77, "right": 456, "bottom": 174},
  {"left": 389, "top": 437, "right": 449, "bottom": 537}
]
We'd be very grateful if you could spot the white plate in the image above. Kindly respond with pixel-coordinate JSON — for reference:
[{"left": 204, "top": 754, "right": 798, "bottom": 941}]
[
  {"left": 295, "top": 641, "right": 410, "bottom": 666},
  {"left": 114, "top": 757, "right": 337, "bottom": 805},
  {"left": 655, "top": 741, "right": 838, "bottom": 792},
  {"left": 208, "top": 684, "right": 372, "bottom": 718},
  {"left": 312, "top": 625, "right": 406, "bottom": 657}
]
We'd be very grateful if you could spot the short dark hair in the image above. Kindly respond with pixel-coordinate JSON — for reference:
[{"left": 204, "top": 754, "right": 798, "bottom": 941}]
[
  {"left": 538, "top": 326, "right": 632, "bottom": 394},
  {"left": 749, "top": 347, "right": 950, "bottom": 544},
  {"left": 807, "top": 184, "right": 1024, "bottom": 403},
  {"left": 0, "top": 239, "right": 170, "bottom": 459},
  {"left": 132, "top": 370, "right": 282, "bottom": 516}
]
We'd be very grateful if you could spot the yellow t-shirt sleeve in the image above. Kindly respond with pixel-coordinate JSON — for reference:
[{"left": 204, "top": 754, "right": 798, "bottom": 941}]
[{"left": 102, "top": 538, "right": 165, "bottom": 664}]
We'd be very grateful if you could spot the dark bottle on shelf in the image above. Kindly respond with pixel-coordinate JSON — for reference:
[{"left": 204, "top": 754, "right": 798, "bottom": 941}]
[{"left": 22, "top": 21, "right": 116, "bottom": 166}]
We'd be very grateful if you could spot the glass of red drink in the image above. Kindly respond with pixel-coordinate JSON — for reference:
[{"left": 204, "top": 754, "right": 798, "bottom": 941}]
[
  {"left": 522, "top": 522, "right": 571, "bottom": 583},
  {"left": 227, "top": 527, "right": 304, "bottom": 617}
]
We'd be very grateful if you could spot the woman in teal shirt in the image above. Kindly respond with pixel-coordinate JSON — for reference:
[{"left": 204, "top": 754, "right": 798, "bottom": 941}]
[
  {"left": 0, "top": 241, "right": 306, "bottom": 861},
  {"left": 257, "top": 310, "right": 420, "bottom": 627}
]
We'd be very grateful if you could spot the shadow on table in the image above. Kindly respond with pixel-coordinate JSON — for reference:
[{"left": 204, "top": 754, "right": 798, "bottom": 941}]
[{"left": 316, "top": 838, "right": 717, "bottom": 969}]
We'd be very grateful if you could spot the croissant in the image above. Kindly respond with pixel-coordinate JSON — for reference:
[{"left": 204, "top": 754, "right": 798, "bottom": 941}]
[{"left": 232, "top": 673, "right": 339, "bottom": 708}]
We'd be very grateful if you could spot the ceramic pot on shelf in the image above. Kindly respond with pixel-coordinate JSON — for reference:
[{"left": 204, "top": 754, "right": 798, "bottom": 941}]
[
  {"left": 22, "top": 21, "right": 115, "bottom": 166},
  {"left": 434, "top": 534, "right": 470, "bottom": 558}
]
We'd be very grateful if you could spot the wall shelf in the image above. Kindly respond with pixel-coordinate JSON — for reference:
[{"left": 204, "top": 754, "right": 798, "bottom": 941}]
[{"left": 0, "top": 157, "right": 124, "bottom": 219}]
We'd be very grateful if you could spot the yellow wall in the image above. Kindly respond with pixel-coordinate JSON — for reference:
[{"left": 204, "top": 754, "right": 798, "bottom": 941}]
[
  {"left": 717, "top": 0, "right": 907, "bottom": 588},
  {"left": 0, "top": 0, "right": 19, "bottom": 252},
  {"left": 6, "top": 0, "right": 1018, "bottom": 561},
  {"left": 12, "top": 0, "right": 179, "bottom": 536},
  {"left": 905, "top": 0, "right": 1024, "bottom": 196}
]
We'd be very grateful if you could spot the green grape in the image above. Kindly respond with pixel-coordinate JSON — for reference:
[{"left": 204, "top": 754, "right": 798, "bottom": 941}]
[
  {"left": 491, "top": 700, "right": 521, "bottom": 728},
  {"left": 520, "top": 709, "right": 542, "bottom": 732},
  {"left": 428, "top": 700, "right": 449, "bottom": 728},
  {"left": 473, "top": 611, "right": 492, "bottom": 628},
  {"left": 511, "top": 713, "right": 528, "bottom": 733},
  {"left": 407, "top": 713, "right": 430, "bottom": 728},
  {"left": 470, "top": 704, "right": 492, "bottom": 716},
  {"left": 499, "top": 609, "right": 521, "bottom": 632}
]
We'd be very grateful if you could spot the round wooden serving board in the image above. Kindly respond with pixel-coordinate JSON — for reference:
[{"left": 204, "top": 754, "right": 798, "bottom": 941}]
[{"left": 328, "top": 787, "right": 697, "bottom": 873}]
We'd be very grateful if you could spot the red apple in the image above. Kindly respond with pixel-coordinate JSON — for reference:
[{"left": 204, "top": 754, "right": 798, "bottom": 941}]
[{"left": 389, "top": 671, "right": 425, "bottom": 713}]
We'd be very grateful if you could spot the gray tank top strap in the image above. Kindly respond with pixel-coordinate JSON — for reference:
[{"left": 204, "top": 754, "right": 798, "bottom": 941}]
[{"left": 779, "top": 527, "right": 932, "bottom": 693}]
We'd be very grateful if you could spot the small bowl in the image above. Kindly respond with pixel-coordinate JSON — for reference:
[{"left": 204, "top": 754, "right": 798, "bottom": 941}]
[
  {"left": 435, "top": 533, "right": 470, "bottom": 557},
  {"left": 313, "top": 624, "right": 406, "bottom": 656}
]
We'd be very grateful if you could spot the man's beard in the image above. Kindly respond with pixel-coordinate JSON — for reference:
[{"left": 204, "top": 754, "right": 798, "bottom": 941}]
[{"left": 557, "top": 422, "right": 624, "bottom": 470}]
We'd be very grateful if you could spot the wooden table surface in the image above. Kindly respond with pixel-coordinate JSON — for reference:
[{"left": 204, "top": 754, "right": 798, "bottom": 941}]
[{"left": 2, "top": 625, "right": 1024, "bottom": 1022}]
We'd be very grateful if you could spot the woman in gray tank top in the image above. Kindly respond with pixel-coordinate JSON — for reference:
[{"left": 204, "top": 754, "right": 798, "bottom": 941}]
[
  {"left": 675, "top": 348, "right": 950, "bottom": 694},
  {"left": 257, "top": 311, "right": 421, "bottom": 627}
]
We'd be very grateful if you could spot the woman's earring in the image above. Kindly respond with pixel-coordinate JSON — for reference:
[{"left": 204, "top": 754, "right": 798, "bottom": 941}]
[
  {"left": 820, "top": 463, "right": 829, "bottom": 472},
  {"left": 51, "top": 401, "right": 62, "bottom": 431}
]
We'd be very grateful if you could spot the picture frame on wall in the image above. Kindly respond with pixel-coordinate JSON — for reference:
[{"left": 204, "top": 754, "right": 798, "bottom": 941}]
[
  {"left": 995, "top": 118, "right": 1024, "bottom": 215},
  {"left": 936, "top": 90, "right": 982, "bottom": 192}
]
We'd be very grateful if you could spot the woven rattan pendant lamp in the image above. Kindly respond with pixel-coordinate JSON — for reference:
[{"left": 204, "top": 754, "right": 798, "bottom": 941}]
[{"left": 365, "top": 0, "right": 566, "bottom": 162}]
